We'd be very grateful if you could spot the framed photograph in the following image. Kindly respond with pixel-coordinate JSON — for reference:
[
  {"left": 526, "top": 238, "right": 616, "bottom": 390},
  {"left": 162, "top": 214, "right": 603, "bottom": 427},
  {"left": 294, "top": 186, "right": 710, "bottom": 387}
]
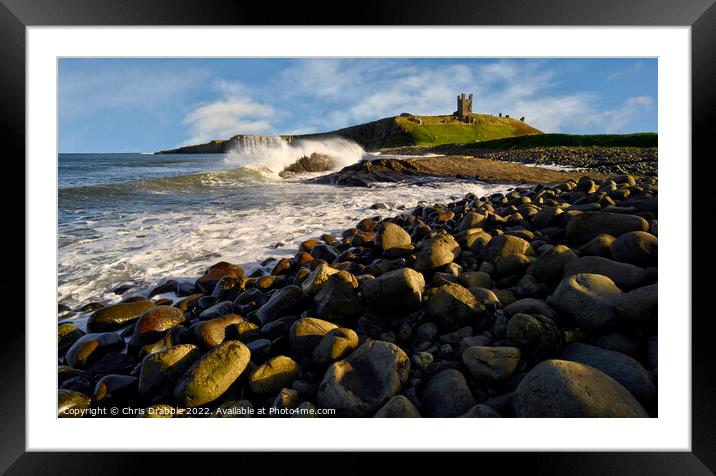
[{"left": 7, "top": 0, "right": 714, "bottom": 472}]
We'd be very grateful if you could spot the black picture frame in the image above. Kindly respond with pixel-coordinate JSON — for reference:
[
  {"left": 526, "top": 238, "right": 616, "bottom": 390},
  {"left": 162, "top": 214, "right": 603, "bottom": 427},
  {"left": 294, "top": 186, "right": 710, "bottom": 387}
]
[{"left": 5, "top": 0, "right": 714, "bottom": 473}]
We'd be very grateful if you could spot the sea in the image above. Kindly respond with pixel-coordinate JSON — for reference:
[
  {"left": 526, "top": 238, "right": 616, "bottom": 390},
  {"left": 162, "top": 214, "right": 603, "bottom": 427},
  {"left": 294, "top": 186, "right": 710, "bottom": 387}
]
[{"left": 58, "top": 138, "right": 513, "bottom": 308}]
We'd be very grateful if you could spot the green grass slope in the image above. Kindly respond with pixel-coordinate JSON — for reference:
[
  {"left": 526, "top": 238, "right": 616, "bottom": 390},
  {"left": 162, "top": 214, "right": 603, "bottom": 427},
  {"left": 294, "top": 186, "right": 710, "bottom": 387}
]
[
  {"left": 464, "top": 132, "right": 657, "bottom": 150},
  {"left": 394, "top": 114, "right": 542, "bottom": 147},
  {"left": 157, "top": 114, "right": 544, "bottom": 153}
]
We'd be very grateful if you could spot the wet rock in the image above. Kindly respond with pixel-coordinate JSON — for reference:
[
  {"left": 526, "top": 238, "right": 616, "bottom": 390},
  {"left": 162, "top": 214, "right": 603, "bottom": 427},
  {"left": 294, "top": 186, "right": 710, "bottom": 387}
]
[
  {"left": 317, "top": 341, "right": 410, "bottom": 417},
  {"left": 513, "top": 359, "right": 648, "bottom": 417},
  {"left": 249, "top": 355, "right": 301, "bottom": 395},
  {"left": 312, "top": 327, "right": 359, "bottom": 367},
  {"left": 93, "top": 374, "right": 138, "bottom": 405},
  {"left": 506, "top": 313, "right": 562, "bottom": 362},
  {"left": 79, "top": 302, "right": 105, "bottom": 312},
  {"left": 175, "top": 293, "right": 202, "bottom": 312},
  {"left": 256, "top": 285, "right": 310, "bottom": 325},
  {"left": 58, "top": 323, "right": 85, "bottom": 356},
  {"left": 271, "top": 258, "right": 294, "bottom": 276},
  {"left": 246, "top": 338, "right": 272, "bottom": 361},
  {"left": 314, "top": 272, "right": 361, "bottom": 322},
  {"left": 87, "top": 300, "right": 155, "bottom": 332},
  {"left": 289, "top": 317, "right": 339, "bottom": 357},
  {"left": 459, "top": 211, "right": 487, "bottom": 231},
  {"left": 311, "top": 244, "right": 339, "bottom": 262},
  {"left": 565, "top": 212, "right": 649, "bottom": 244},
  {"left": 427, "top": 282, "right": 485, "bottom": 331},
  {"left": 467, "top": 230, "right": 493, "bottom": 254},
  {"left": 421, "top": 369, "right": 475, "bottom": 417},
  {"left": 58, "top": 389, "right": 91, "bottom": 417},
  {"left": 198, "top": 300, "right": 234, "bottom": 320},
  {"left": 129, "top": 305, "right": 186, "bottom": 347},
  {"left": 174, "top": 340, "right": 251, "bottom": 407},
  {"left": 139, "top": 326, "right": 190, "bottom": 358},
  {"left": 563, "top": 256, "right": 648, "bottom": 290},
  {"left": 176, "top": 281, "right": 198, "bottom": 297},
  {"left": 462, "top": 346, "right": 521, "bottom": 383},
  {"left": 87, "top": 351, "right": 138, "bottom": 376},
  {"left": 549, "top": 273, "right": 622, "bottom": 332},
  {"left": 65, "top": 332, "right": 125, "bottom": 369},
  {"left": 414, "top": 234, "right": 461, "bottom": 272},
  {"left": 559, "top": 342, "right": 656, "bottom": 411},
  {"left": 191, "top": 314, "right": 245, "bottom": 348},
  {"left": 301, "top": 263, "right": 340, "bottom": 296},
  {"left": 138, "top": 344, "right": 201, "bottom": 398},
  {"left": 610, "top": 231, "right": 658, "bottom": 267},
  {"left": 195, "top": 261, "right": 246, "bottom": 294},
  {"left": 373, "top": 395, "right": 421, "bottom": 417},
  {"left": 212, "top": 275, "right": 243, "bottom": 299},
  {"left": 362, "top": 268, "right": 425, "bottom": 315},
  {"left": 149, "top": 279, "right": 178, "bottom": 298}
]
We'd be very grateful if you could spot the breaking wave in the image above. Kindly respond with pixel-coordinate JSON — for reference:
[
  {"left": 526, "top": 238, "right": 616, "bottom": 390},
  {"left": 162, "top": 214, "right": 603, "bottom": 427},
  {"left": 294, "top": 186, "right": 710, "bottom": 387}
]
[{"left": 223, "top": 136, "right": 365, "bottom": 174}]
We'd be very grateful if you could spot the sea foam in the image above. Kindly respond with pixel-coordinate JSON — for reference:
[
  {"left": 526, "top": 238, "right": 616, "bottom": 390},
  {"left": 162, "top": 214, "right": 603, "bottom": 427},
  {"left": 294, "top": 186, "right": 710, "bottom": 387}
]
[{"left": 223, "top": 136, "right": 365, "bottom": 174}]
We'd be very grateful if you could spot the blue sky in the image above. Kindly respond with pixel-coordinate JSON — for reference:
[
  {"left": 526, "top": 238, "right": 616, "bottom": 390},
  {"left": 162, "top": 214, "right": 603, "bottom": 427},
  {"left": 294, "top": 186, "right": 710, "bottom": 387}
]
[{"left": 59, "top": 58, "right": 657, "bottom": 153}]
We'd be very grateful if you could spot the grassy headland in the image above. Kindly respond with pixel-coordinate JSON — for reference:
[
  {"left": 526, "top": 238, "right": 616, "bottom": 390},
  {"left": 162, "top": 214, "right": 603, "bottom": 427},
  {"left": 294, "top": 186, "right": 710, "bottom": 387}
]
[{"left": 156, "top": 114, "right": 543, "bottom": 153}]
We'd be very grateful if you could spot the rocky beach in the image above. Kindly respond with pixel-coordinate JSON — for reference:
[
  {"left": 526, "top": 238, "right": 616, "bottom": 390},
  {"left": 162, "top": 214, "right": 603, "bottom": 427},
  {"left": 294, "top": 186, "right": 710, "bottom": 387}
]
[{"left": 58, "top": 166, "right": 658, "bottom": 418}]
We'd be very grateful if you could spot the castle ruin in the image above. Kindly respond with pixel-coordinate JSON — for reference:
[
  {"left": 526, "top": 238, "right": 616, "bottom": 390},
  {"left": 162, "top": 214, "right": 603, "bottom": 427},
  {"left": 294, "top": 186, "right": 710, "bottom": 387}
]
[{"left": 455, "top": 93, "right": 474, "bottom": 120}]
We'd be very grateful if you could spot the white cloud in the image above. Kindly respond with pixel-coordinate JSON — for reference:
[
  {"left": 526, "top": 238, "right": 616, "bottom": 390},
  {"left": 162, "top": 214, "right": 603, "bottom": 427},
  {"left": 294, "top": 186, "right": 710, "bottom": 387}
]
[
  {"left": 182, "top": 97, "right": 276, "bottom": 145},
  {"left": 278, "top": 59, "right": 380, "bottom": 100},
  {"left": 600, "top": 96, "right": 654, "bottom": 132},
  {"left": 303, "top": 60, "right": 653, "bottom": 134},
  {"left": 176, "top": 59, "right": 654, "bottom": 144}
]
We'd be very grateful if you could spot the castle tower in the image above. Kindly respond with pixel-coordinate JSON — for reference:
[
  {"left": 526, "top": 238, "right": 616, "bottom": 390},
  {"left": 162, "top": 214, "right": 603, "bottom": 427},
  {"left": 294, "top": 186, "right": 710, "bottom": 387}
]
[{"left": 456, "top": 93, "right": 474, "bottom": 120}]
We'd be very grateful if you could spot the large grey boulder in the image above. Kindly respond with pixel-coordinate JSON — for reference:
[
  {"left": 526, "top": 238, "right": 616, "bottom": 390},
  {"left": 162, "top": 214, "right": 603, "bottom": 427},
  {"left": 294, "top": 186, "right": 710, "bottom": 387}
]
[
  {"left": 317, "top": 341, "right": 410, "bottom": 417},
  {"left": 564, "top": 256, "right": 648, "bottom": 290},
  {"left": 565, "top": 212, "right": 648, "bottom": 244},
  {"left": 610, "top": 231, "right": 658, "bottom": 267},
  {"left": 462, "top": 346, "right": 521, "bottom": 383},
  {"left": 421, "top": 369, "right": 476, "bottom": 417},
  {"left": 375, "top": 222, "right": 412, "bottom": 252},
  {"left": 558, "top": 343, "right": 656, "bottom": 411},
  {"left": 526, "top": 244, "right": 578, "bottom": 284},
  {"left": 549, "top": 273, "right": 622, "bottom": 332},
  {"left": 414, "top": 234, "right": 461, "bottom": 272},
  {"left": 481, "top": 234, "right": 533, "bottom": 265},
  {"left": 513, "top": 359, "right": 648, "bottom": 417},
  {"left": 174, "top": 341, "right": 251, "bottom": 407},
  {"left": 361, "top": 268, "right": 425, "bottom": 315},
  {"left": 427, "top": 282, "right": 485, "bottom": 331}
]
